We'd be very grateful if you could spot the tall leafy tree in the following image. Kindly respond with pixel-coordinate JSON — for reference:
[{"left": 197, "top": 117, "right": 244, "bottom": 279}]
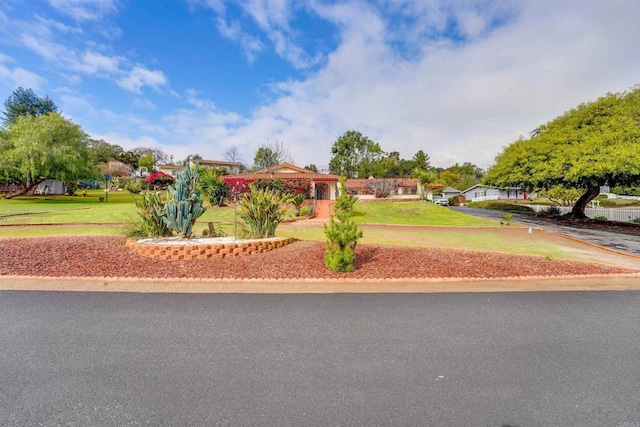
[
  {"left": 484, "top": 87, "right": 640, "bottom": 217},
  {"left": 86, "top": 138, "right": 124, "bottom": 164},
  {"left": 0, "top": 112, "right": 94, "bottom": 198},
  {"left": 132, "top": 146, "right": 169, "bottom": 164},
  {"left": 329, "top": 130, "right": 383, "bottom": 178},
  {"left": 1, "top": 87, "right": 58, "bottom": 127},
  {"left": 253, "top": 140, "right": 292, "bottom": 170},
  {"left": 138, "top": 154, "right": 155, "bottom": 171}
]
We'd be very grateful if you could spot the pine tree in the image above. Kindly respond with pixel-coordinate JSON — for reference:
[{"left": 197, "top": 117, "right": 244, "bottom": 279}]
[{"left": 323, "top": 177, "right": 363, "bottom": 272}]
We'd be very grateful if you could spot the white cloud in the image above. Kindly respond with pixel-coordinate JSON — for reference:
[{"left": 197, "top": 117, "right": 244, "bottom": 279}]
[
  {"left": 116, "top": 66, "right": 168, "bottom": 93},
  {"left": 79, "top": 51, "right": 122, "bottom": 75},
  {"left": 201, "top": 0, "right": 640, "bottom": 169},
  {"left": 0, "top": 59, "right": 45, "bottom": 91},
  {"left": 29, "top": 0, "right": 640, "bottom": 173},
  {"left": 215, "top": 17, "right": 264, "bottom": 62},
  {"left": 47, "top": 0, "right": 118, "bottom": 21},
  {"left": 197, "top": 0, "right": 322, "bottom": 68}
]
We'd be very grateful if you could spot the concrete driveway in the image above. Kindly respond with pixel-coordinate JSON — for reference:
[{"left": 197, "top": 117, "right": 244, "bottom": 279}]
[{"left": 451, "top": 206, "right": 640, "bottom": 256}]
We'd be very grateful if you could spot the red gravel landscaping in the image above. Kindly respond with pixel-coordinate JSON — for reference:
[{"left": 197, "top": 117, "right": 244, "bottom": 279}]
[{"left": 0, "top": 236, "right": 636, "bottom": 280}]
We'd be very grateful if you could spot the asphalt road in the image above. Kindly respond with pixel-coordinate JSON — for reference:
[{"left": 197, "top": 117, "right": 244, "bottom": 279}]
[
  {"left": 451, "top": 206, "right": 640, "bottom": 256},
  {"left": 2, "top": 291, "right": 640, "bottom": 426}
]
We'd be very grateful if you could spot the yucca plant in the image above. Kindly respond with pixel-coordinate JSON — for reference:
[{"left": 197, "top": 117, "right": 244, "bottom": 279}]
[
  {"left": 164, "top": 162, "right": 207, "bottom": 238},
  {"left": 290, "top": 193, "right": 306, "bottom": 216},
  {"left": 501, "top": 213, "right": 513, "bottom": 225},
  {"left": 238, "top": 184, "right": 289, "bottom": 238},
  {"left": 132, "top": 191, "right": 172, "bottom": 238},
  {"left": 199, "top": 167, "right": 230, "bottom": 206}
]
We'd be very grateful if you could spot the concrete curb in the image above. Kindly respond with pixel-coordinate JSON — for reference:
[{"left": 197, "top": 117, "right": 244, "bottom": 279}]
[{"left": 1, "top": 273, "right": 639, "bottom": 294}]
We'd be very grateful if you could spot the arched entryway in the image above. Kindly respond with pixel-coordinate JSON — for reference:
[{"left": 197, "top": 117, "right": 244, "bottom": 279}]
[{"left": 315, "top": 182, "right": 330, "bottom": 200}]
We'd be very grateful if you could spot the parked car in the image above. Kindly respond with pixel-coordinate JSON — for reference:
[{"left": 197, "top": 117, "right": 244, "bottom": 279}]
[{"left": 432, "top": 195, "right": 449, "bottom": 206}]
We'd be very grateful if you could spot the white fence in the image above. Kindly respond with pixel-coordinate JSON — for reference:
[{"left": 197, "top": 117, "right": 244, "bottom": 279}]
[
  {"left": 471, "top": 195, "right": 499, "bottom": 203},
  {"left": 524, "top": 205, "right": 640, "bottom": 223}
]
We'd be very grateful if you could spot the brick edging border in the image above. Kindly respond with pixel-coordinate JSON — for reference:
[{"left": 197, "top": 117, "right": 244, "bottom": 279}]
[{"left": 125, "top": 237, "right": 298, "bottom": 260}]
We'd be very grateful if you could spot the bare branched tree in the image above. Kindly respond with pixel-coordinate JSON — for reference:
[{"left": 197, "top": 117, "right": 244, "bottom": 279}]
[
  {"left": 224, "top": 146, "right": 242, "bottom": 163},
  {"left": 365, "top": 179, "right": 399, "bottom": 198}
]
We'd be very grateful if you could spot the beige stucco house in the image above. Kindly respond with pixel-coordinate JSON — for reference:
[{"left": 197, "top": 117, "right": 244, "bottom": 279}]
[{"left": 225, "top": 163, "right": 342, "bottom": 219}]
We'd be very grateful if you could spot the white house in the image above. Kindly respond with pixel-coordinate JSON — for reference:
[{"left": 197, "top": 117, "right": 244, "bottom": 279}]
[
  {"left": 158, "top": 159, "right": 245, "bottom": 177},
  {"left": 441, "top": 186, "right": 461, "bottom": 199},
  {"left": 460, "top": 184, "right": 532, "bottom": 203}
]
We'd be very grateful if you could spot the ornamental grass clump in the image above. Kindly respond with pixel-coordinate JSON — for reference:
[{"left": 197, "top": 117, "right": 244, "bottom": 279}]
[
  {"left": 238, "top": 184, "right": 289, "bottom": 238},
  {"left": 163, "top": 162, "right": 207, "bottom": 238},
  {"left": 324, "top": 178, "right": 363, "bottom": 272}
]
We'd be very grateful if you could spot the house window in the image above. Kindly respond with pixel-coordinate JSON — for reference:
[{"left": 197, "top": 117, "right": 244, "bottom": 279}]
[{"left": 475, "top": 190, "right": 486, "bottom": 198}]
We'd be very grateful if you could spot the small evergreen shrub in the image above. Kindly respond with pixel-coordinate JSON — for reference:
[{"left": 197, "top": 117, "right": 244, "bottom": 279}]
[
  {"left": 546, "top": 206, "right": 561, "bottom": 216},
  {"left": 125, "top": 179, "right": 143, "bottom": 194},
  {"left": 324, "top": 178, "right": 363, "bottom": 272},
  {"left": 466, "top": 201, "right": 534, "bottom": 215},
  {"left": 501, "top": 213, "right": 513, "bottom": 225},
  {"left": 65, "top": 180, "right": 78, "bottom": 196}
]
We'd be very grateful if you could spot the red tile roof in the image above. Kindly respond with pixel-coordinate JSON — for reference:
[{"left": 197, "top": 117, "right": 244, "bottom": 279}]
[
  {"left": 227, "top": 163, "right": 341, "bottom": 181},
  {"left": 228, "top": 172, "right": 340, "bottom": 181},
  {"left": 145, "top": 171, "right": 174, "bottom": 183}
]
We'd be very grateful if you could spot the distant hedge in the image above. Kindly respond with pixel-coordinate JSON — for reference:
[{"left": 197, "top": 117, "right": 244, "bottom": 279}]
[{"left": 465, "top": 201, "right": 534, "bottom": 215}]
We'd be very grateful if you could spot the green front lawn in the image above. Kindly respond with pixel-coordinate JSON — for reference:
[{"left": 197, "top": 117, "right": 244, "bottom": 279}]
[
  {"left": 0, "top": 190, "right": 137, "bottom": 224},
  {"left": 352, "top": 201, "right": 498, "bottom": 227},
  {"left": 1, "top": 193, "right": 499, "bottom": 239}
]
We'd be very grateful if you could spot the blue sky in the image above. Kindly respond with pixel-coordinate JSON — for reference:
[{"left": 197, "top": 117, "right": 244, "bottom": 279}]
[{"left": 1, "top": 0, "right": 639, "bottom": 170}]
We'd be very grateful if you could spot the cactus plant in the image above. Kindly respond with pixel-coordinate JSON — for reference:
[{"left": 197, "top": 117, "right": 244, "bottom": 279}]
[{"left": 163, "top": 162, "right": 207, "bottom": 238}]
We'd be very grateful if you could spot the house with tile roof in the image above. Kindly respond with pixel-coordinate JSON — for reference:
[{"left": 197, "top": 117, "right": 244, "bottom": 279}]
[{"left": 225, "top": 163, "right": 342, "bottom": 219}]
